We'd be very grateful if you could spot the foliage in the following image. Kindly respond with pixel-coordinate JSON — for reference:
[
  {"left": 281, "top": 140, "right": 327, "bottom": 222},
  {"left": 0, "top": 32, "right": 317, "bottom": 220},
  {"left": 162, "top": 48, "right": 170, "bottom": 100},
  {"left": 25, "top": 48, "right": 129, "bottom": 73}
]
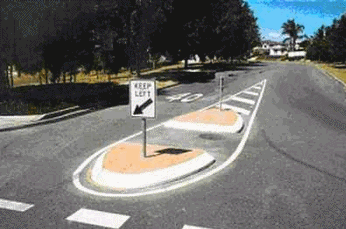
[
  {"left": 281, "top": 19, "right": 306, "bottom": 51},
  {"left": 307, "top": 14, "right": 346, "bottom": 63}
]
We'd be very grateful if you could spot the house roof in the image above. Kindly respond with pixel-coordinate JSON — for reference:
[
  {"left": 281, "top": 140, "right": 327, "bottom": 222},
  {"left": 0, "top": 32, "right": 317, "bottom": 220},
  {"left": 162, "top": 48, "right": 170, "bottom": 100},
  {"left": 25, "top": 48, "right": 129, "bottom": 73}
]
[{"left": 262, "top": 40, "right": 283, "bottom": 45}]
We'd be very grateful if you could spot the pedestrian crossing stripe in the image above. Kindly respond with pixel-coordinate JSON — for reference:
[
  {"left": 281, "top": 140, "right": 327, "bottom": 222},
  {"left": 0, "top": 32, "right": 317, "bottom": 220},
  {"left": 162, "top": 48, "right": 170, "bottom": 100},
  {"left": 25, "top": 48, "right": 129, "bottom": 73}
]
[
  {"left": 242, "top": 90, "right": 259, "bottom": 96},
  {"left": 0, "top": 198, "right": 34, "bottom": 212},
  {"left": 231, "top": 96, "right": 256, "bottom": 105},
  {"left": 66, "top": 208, "right": 130, "bottom": 229}
]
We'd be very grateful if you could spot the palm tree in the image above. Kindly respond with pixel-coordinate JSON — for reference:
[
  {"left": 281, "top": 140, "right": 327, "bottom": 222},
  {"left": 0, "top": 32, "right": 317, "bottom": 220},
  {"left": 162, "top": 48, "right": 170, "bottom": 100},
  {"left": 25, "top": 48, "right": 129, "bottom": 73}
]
[{"left": 281, "top": 19, "right": 306, "bottom": 51}]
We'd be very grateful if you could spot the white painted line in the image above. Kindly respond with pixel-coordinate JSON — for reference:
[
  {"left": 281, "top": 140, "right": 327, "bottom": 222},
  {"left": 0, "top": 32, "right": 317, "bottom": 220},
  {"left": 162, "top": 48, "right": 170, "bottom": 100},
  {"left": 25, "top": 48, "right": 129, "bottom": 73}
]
[
  {"left": 66, "top": 208, "right": 130, "bottom": 229},
  {"left": 72, "top": 80, "right": 266, "bottom": 197},
  {"left": 182, "top": 225, "right": 212, "bottom": 229},
  {"left": 231, "top": 96, "right": 256, "bottom": 105},
  {"left": 0, "top": 198, "right": 34, "bottom": 212},
  {"left": 253, "top": 86, "right": 262, "bottom": 90},
  {"left": 242, "top": 90, "right": 259, "bottom": 96},
  {"left": 220, "top": 104, "right": 251, "bottom": 116}
]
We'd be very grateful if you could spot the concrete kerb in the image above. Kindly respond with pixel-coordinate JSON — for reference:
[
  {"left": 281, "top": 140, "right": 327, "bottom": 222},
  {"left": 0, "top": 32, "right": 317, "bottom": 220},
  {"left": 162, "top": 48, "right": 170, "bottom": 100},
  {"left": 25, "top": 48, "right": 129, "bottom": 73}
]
[
  {"left": 91, "top": 150, "right": 215, "bottom": 189},
  {"left": 0, "top": 108, "right": 91, "bottom": 132}
]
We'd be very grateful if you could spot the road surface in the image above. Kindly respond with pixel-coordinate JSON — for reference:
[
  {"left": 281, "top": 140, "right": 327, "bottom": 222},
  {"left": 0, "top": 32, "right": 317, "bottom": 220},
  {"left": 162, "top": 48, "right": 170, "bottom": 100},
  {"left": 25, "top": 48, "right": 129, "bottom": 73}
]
[{"left": 0, "top": 62, "right": 346, "bottom": 228}]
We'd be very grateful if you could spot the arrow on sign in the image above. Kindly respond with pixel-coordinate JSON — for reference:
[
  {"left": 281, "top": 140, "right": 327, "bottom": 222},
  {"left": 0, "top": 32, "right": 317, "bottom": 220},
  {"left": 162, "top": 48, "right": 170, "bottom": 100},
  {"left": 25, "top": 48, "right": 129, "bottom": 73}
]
[{"left": 133, "top": 98, "right": 153, "bottom": 115}]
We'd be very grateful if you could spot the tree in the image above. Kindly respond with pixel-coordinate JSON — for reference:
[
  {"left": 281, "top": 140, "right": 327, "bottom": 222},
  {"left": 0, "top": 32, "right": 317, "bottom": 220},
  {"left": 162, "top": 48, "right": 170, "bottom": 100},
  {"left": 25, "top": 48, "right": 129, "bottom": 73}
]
[
  {"left": 306, "top": 25, "right": 330, "bottom": 61},
  {"left": 306, "top": 13, "right": 346, "bottom": 63},
  {"left": 117, "top": 0, "right": 174, "bottom": 74},
  {"left": 150, "top": 0, "right": 260, "bottom": 67},
  {"left": 327, "top": 15, "right": 346, "bottom": 62},
  {"left": 281, "top": 19, "right": 306, "bottom": 51}
]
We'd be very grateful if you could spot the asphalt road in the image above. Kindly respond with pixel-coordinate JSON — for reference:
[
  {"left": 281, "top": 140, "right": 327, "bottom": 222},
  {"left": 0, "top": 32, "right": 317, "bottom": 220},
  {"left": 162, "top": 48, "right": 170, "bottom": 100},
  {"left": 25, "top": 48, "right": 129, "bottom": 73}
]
[{"left": 1, "top": 62, "right": 346, "bottom": 228}]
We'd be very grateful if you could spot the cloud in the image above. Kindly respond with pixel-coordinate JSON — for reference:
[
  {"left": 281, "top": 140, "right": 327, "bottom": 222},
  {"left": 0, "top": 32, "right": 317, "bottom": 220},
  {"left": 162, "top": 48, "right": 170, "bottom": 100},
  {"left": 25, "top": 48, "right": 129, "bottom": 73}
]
[
  {"left": 268, "top": 31, "right": 281, "bottom": 38},
  {"left": 261, "top": 28, "right": 286, "bottom": 41}
]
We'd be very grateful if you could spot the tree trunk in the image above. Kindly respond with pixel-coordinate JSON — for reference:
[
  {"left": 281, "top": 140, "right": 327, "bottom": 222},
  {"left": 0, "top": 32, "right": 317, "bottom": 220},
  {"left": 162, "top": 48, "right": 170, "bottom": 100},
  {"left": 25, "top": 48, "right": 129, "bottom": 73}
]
[
  {"left": 0, "top": 61, "right": 10, "bottom": 97},
  {"left": 184, "top": 57, "right": 188, "bottom": 68},
  {"left": 10, "top": 64, "right": 14, "bottom": 88},
  {"left": 39, "top": 72, "right": 42, "bottom": 85},
  {"left": 5, "top": 63, "right": 10, "bottom": 86},
  {"left": 45, "top": 68, "right": 48, "bottom": 84},
  {"left": 136, "top": 57, "right": 141, "bottom": 77}
]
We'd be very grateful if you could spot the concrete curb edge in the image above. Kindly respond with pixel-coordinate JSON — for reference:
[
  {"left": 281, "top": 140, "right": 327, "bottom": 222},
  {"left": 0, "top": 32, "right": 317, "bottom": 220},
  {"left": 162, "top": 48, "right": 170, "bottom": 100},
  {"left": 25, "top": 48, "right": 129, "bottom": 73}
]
[{"left": 90, "top": 151, "right": 215, "bottom": 189}]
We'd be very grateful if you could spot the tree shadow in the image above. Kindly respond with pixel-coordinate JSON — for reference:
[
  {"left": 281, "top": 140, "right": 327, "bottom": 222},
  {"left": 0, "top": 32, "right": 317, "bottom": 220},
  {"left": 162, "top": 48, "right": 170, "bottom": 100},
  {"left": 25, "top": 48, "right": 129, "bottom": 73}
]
[
  {"left": 146, "top": 148, "right": 192, "bottom": 158},
  {"left": 2, "top": 82, "right": 129, "bottom": 115}
]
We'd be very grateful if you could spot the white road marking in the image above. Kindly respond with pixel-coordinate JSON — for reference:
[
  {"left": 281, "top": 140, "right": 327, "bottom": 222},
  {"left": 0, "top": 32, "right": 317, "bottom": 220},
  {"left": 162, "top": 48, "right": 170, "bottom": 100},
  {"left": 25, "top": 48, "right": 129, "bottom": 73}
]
[
  {"left": 66, "top": 208, "right": 130, "bottom": 229},
  {"left": 242, "top": 90, "right": 259, "bottom": 96},
  {"left": 72, "top": 80, "right": 267, "bottom": 197},
  {"left": 181, "top": 93, "right": 204, "bottom": 103},
  {"left": 253, "top": 86, "right": 262, "bottom": 90},
  {"left": 182, "top": 225, "right": 212, "bottom": 229},
  {"left": 221, "top": 104, "right": 251, "bottom": 116},
  {"left": 0, "top": 198, "right": 34, "bottom": 212},
  {"left": 231, "top": 96, "right": 256, "bottom": 105}
]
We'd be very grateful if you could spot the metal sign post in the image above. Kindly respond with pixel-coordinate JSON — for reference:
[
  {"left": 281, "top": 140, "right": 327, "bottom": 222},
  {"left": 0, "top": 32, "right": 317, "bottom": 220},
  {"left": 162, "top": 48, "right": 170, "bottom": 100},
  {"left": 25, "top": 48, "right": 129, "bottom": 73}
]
[
  {"left": 130, "top": 80, "right": 156, "bottom": 158},
  {"left": 142, "top": 118, "right": 147, "bottom": 158}
]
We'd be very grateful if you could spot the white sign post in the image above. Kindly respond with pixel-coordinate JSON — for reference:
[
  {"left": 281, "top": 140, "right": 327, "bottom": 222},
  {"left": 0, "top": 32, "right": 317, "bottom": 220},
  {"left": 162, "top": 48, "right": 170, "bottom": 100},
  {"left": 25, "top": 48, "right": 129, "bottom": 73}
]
[{"left": 130, "top": 80, "right": 156, "bottom": 158}]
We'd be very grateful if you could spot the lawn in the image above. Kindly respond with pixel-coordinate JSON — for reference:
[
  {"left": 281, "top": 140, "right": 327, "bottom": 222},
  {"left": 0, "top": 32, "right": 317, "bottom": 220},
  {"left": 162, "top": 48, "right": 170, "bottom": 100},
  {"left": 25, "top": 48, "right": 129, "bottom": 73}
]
[{"left": 316, "top": 63, "right": 346, "bottom": 86}]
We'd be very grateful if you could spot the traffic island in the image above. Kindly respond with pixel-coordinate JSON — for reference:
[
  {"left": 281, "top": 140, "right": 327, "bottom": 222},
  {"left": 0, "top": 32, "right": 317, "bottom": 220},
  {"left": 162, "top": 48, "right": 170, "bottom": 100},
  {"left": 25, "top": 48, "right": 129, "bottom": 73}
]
[
  {"left": 90, "top": 143, "right": 215, "bottom": 190},
  {"left": 163, "top": 107, "right": 244, "bottom": 133}
]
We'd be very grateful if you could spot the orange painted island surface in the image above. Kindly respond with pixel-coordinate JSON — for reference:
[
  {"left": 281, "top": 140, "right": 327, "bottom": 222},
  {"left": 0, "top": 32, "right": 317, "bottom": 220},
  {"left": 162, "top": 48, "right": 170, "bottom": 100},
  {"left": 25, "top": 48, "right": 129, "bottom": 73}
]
[
  {"left": 102, "top": 143, "right": 204, "bottom": 174},
  {"left": 173, "top": 108, "right": 238, "bottom": 125}
]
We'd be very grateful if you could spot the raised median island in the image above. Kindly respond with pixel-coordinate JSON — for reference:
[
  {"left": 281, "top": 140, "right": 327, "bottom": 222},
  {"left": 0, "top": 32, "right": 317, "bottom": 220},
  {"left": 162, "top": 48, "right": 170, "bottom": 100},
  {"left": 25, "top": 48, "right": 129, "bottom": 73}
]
[
  {"left": 163, "top": 107, "right": 244, "bottom": 133},
  {"left": 90, "top": 143, "right": 215, "bottom": 190}
]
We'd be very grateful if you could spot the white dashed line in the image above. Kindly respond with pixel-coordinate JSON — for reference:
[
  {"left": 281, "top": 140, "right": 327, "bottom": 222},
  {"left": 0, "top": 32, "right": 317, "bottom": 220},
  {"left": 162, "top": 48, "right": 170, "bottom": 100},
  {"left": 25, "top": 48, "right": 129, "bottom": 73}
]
[
  {"left": 242, "top": 90, "right": 259, "bottom": 96},
  {"left": 231, "top": 96, "right": 256, "bottom": 105},
  {"left": 66, "top": 208, "right": 130, "bottom": 229},
  {"left": 221, "top": 104, "right": 251, "bottom": 115},
  {"left": 182, "top": 225, "right": 212, "bottom": 229},
  {"left": 0, "top": 198, "right": 34, "bottom": 212}
]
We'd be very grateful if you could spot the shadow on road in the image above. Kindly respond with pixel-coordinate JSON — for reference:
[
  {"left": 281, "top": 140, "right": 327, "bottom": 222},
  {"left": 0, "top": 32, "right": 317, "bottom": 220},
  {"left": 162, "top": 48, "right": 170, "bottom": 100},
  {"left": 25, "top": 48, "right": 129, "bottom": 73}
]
[
  {"left": 146, "top": 148, "right": 192, "bottom": 158},
  {"left": 1, "top": 62, "right": 269, "bottom": 116}
]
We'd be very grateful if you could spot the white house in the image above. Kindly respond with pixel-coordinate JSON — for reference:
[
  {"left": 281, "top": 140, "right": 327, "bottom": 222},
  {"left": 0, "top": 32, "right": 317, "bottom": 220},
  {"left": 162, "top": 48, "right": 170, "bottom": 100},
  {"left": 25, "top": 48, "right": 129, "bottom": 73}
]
[
  {"left": 253, "top": 40, "right": 306, "bottom": 59},
  {"left": 269, "top": 44, "right": 288, "bottom": 57}
]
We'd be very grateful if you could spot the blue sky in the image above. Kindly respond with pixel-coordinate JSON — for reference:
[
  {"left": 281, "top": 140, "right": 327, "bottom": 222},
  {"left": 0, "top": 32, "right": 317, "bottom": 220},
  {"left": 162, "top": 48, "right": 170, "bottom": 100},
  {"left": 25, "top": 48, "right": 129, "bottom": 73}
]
[{"left": 246, "top": 0, "right": 346, "bottom": 42}]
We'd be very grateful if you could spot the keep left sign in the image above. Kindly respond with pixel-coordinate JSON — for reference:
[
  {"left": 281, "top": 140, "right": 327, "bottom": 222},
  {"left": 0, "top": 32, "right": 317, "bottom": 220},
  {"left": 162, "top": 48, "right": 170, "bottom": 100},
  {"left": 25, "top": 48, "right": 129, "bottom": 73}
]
[{"left": 130, "top": 80, "right": 156, "bottom": 118}]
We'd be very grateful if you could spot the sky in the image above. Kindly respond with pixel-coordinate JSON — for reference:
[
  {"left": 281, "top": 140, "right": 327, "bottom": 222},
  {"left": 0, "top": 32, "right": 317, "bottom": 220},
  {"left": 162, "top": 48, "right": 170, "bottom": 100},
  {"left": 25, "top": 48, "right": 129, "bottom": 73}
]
[{"left": 246, "top": 0, "right": 346, "bottom": 42}]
